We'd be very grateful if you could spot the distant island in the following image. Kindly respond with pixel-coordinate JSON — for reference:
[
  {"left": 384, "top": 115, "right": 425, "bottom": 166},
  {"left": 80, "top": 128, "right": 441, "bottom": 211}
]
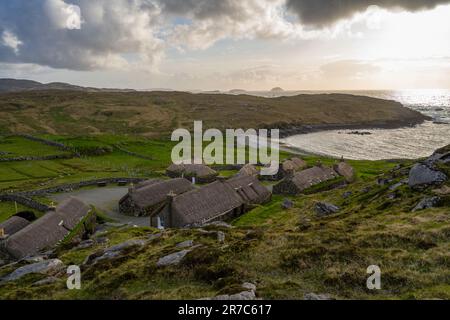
[{"left": 270, "top": 87, "right": 285, "bottom": 93}]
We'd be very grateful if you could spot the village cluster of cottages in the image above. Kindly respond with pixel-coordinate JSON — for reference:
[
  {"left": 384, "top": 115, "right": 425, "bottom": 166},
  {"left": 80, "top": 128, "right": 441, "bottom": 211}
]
[{"left": 0, "top": 158, "right": 354, "bottom": 262}]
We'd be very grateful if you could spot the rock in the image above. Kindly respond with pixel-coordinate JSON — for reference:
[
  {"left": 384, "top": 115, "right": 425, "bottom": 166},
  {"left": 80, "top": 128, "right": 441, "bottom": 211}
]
[
  {"left": 377, "top": 178, "right": 391, "bottom": 186},
  {"left": 304, "top": 293, "right": 333, "bottom": 300},
  {"left": 387, "top": 193, "right": 397, "bottom": 200},
  {"left": 315, "top": 202, "right": 340, "bottom": 217},
  {"left": 342, "top": 191, "right": 353, "bottom": 199},
  {"left": 408, "top": 164, "right": 447, "bottom": 188},
  {"left": 298, "top": 216, "right": 312, "bottom": 231},
  {"left": 91, "top": 251, "right": 121, "bottom": 264},
  {"left": 75, "top": 239, "right": 95, "bottom": 250},
  {"left": 105, "top": 239, "right": 147, "bottom": 253},
  {"left": 0, "top": 259, "right": 5, "bottom": 267},
  {"left": 281, "top": 198, "right": 294, "bottom": 209},
  {"left": 334, "top": 162, "right": 355, "bottom": 183},
  {"left": 32, "top": 276, "right": 59, "bottom": 286},
  {"left": 213, "top": 290, "right": 256, "bottom": 300},
  {"left": 389, "top": 182, "right": 404, "bottom": 191},
  {"left": 433, "top": 185, "right": 450, "bottom": 195},
  {"left": 242, "top": 282, "right": 257, "bottom": 292},
  {"left": 1, "top": 259, "right": 63, "bottom": 282},
  {"left": 412, "top": 197, "right": 441, "bottom": 212},
  {"left": 176, "top": 240, "right": 194, "bottom": 248},
  {"left": 95, "top": 237, "right": 110, "bottom": 244},
  {"left": 85, "top": 239, "right": 147, "bottom": 265},
  {"left": 23, "top": 255, "right": 47, "bottom": 264},
  {"left": 157, "top": 249, "right": 190, "bottom": 267},
  {"left": 217, "top": 231, "right": 225, "bottom": 243},
  {"left": 148, "top": 233, "right": 163, "bottom": 241}
]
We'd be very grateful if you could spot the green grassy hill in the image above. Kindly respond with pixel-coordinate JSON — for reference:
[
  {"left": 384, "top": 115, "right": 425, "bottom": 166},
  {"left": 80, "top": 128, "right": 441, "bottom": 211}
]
[
  {"left": 0, "top": 90, "right": 427, "bottom": 137},
  {"left": 0, "top": 134, "right": 448, "bottom": 300}
]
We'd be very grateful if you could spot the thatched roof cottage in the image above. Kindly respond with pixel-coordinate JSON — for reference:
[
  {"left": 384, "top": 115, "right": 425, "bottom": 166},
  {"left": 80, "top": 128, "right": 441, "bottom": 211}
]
[
  {"left": 1, "top": 197, "right": 91, "bottom": 260},
  {"left": 0, "top": 216, "right": 30, "bottom": 237},
  {"left": 237, "top": 164, "right": 259, "bottom": 177},
  {"left": 119, "top": 178, "right": 195, "bottom": 217},
  {"left": 263, "top": 157, "right": 308, "bottom": 180},
  {"left": 151, "top": 175, "right": 271, "bottom": 228},
  {"left": 273, "top": 165, "right": 339, "bottom": 195},
  {"left": 166, "top": 164, "right": 218, "bottom": 183}
]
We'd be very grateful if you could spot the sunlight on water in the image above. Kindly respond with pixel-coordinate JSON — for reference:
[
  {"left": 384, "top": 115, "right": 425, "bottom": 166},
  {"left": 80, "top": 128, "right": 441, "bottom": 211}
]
[
  {"left": 269, "top": 89, "right": 450, "bottom": 160},
  {"left": 284, "top": 121, "right": 450, "bottom": 160}
]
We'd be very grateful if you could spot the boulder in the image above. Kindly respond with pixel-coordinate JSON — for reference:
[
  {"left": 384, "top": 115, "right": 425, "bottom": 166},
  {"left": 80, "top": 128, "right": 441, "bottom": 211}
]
[
  {"left": 85, "top": 239, "right": 147, "bottom": 265},
  {"left": 105, "top": 239, "right": 147, "bottom": 252},
  {"left": 304, "top": 293, "right": 334, "bottom": 300},
  {"left": 334, "top": 162, "right": 355, "bottom": 183},
  {"left": 1, "top": 259, "right": 63, "bottom": 283},
  {"left": 412, "top": 197, "right": 441, "bottom": 212},
  {"left": 176, "top": 240, "right": 194, "bottom": 248},
  {"left": 408, "top": 164, "right": 447, "bottom": 188},
  {"left": 148, "top": 233, "right": 163, "bottom": 241},
  {"left": 315, "top": 202, "right": 340, "bottom": 217},
  {"left": 281, "top": 198, "right": 294, "bottom": 209},
  {"left": 157, "top": 249, "right": 191, "bottom": 267},
  {"left": 32, "top": 276, "right": 59, "bottom": 286}
]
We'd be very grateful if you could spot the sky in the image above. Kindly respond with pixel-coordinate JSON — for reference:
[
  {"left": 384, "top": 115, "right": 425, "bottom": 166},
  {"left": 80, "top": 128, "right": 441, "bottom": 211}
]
[{"left": 1, "top": 0, "right": 450, "bottom": 91}]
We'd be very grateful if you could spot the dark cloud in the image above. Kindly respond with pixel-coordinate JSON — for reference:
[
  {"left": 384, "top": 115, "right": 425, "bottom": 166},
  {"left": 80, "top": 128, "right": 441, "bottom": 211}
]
[
  {"left": 286, "top": 0, "right": 450, "bottom": 27},
  {"left": 0, "top": 0, "right": 164, "bottom": 70}
]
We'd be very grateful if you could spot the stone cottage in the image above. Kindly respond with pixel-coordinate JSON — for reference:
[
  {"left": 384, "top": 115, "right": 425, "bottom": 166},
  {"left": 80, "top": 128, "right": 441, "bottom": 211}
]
[
  {"left": 150, "top": 175, "right": 271, "bottom": 228},
  {"left": 166, "top": 163, "right": 219, "bottom": 183},
  {"left": 119, "top": 178, "right": 195, "bottom": 217}
]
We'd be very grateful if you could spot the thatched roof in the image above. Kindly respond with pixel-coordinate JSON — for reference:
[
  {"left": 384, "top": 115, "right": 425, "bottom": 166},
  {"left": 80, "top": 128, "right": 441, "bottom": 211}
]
[
  {"left": 134, "top": 179, "right": 163, "bottom": 190},
  {"left": 226, "top": 175, "right": 271, "bottom": 204},
  {"left": 282, "top": 157, "right": 307, "bottom": 173},
  {"left": 126, "top": 178, "right": 194, "bottom": 210},
  {"left": 2, "top": 197, "right": 90, "bottom": 260},
  {"left": 237, "top": 164, "right": 259, "bottom": 177},
  {"left": 170, "top": 176, "right": 271, "bottom": 226},
  {"left": 171, "top": 181, "right": 243, "bottom": 226},
  {"left": 290, "top": 166, "right": 339, "bottom": 191},
  {"left": 0, "top": 216, "right": 30, "bottom": 236},
  {"left": 55, "top": 197, "right": 91, "bottom": 230},
  {"left": 166, "top": 164, "right": 218, "bottom": 182}
]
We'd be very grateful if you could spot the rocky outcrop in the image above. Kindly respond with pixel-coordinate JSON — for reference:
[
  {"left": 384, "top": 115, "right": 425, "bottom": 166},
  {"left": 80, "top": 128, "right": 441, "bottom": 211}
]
[
  {"left": 412, "top": 197, "right": 441, "bottom": 212},
  {"left": 408, "top": 164, "right": 447, "bottom": 189},
  {"left": 157, "top": 249, "right": 191, "bottom": 267},
  {"left": 334, "top": 161, "right": 355, "bottom": 183},
  {"left": 315, "top": 202, "right": 340, "bottom": 217},
  {"left": 0, "top": 259, "right": 63, "bottom": 283},
  {"left": 281, "top": 198, "right": 294, "bottom": 209}
]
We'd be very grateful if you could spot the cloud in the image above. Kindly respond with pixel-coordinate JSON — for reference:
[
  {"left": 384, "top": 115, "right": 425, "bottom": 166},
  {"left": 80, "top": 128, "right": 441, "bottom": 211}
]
[
  {"left": 286, "top": 0, "right": 450, "bottom": 27},
  {"left": 161, "top": 0, "right": 298, "bottom": 50},
  {"left": 0, "top": 0, "right": 165, "bottom": 70}
]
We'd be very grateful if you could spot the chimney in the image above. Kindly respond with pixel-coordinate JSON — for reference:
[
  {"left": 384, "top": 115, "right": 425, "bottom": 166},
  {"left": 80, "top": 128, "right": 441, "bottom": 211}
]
[
  {"left": 0, "top": 228, "right": 5, "bottom": 239},
  {"left": 166, "top": 191, "right": 176, "bottom": 227},
  {"left": 128, "top": 182, "right": 135, "bottom": 194}
]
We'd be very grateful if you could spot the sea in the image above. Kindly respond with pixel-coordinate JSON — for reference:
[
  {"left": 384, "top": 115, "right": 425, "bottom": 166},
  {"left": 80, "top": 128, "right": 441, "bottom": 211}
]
[{"left": 245, "top": 89, "right": 450, "bottom": 160}]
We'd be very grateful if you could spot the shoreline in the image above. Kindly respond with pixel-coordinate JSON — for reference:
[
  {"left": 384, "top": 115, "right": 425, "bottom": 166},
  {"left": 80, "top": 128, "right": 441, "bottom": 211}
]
[{"left": 277, "top": 117, "right": 430, "bottom": 139}]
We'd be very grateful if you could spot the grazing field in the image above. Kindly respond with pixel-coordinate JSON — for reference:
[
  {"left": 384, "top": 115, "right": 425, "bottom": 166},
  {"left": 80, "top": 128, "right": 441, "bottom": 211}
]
[{"left": 0, "top": 136, "right": 70, "bottom": 159}]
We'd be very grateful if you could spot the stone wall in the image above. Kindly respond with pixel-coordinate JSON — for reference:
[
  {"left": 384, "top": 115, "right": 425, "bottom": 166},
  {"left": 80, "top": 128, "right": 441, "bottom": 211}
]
[
  {"left": 114, "top": 144, "right": 154, "bottom": 160},
  {"left": 0, "top": 194, "right": 52, "bottom": 212},
  {"left": 17, "top": 134, "right": 72, "bottom": 151},
  {"left": 0, "top": 178, "right": 146, "bottom": 212}
]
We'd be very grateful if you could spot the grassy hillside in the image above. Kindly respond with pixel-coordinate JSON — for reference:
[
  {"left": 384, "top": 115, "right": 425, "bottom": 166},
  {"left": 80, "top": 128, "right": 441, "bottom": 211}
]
[
  {"left": 0, "top": 91, "right": 427, "bottom": 137},
  {"left": 0, "top": 151, "right": 448, "bottom": 300}
]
